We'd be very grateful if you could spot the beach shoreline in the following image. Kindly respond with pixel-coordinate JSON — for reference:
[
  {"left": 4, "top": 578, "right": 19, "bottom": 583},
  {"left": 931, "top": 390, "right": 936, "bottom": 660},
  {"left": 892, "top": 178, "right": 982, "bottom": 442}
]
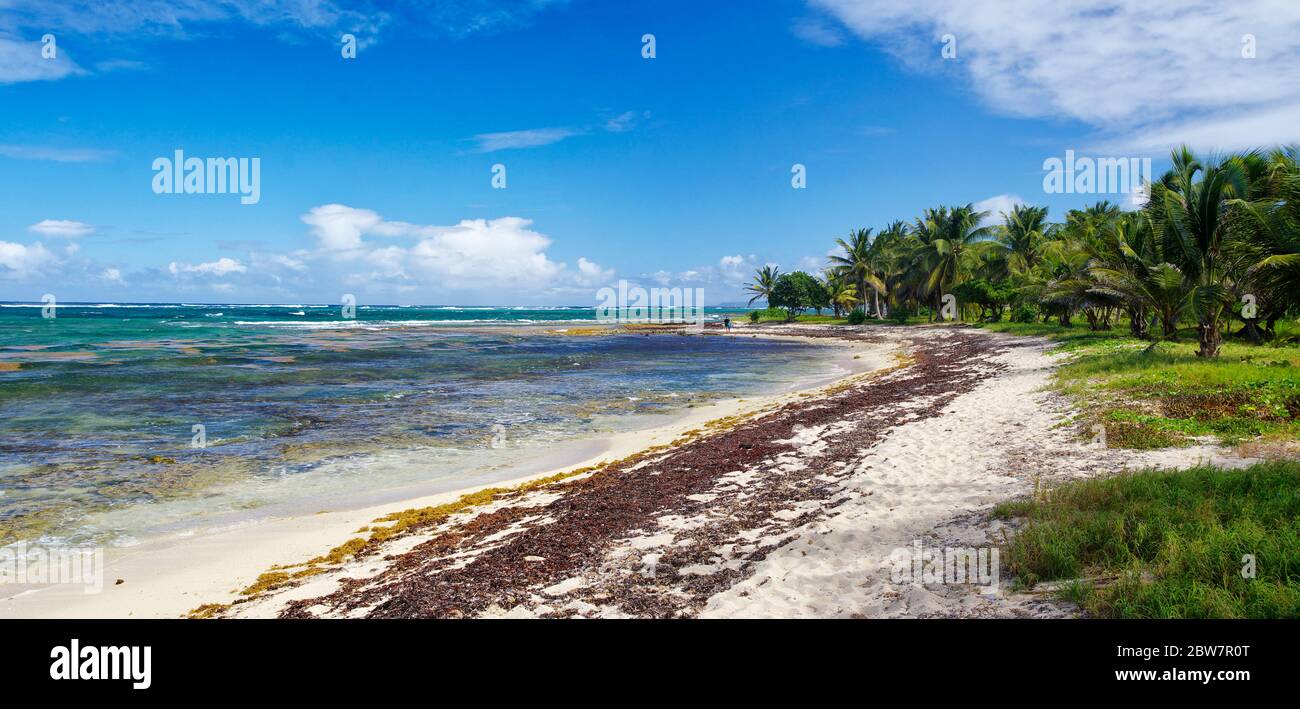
[
  {"left": 0, "top": 327, "right": 897, "bottom": 619},
  {"left": 210, "top": 324, "right": 1254, "bottom": 620}
]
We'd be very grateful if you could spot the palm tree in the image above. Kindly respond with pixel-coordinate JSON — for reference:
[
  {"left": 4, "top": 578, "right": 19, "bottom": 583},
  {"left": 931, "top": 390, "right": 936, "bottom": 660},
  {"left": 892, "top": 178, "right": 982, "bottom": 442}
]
[
  {"left": 1157, "top": 146, "right": 1253, "bottom": 357},
  {"left": 830, "top": 228, "right": 884, "bottom": 316},
  {"left": 824, "top": 273, "right": 859, "bottom": 316},
  {"left": 1081, "top": 211, "right": 1159, "bottom": 338},
  {"left": 912, "top": 204, "right": 994, "bottom": 319},
  {"left": 996, "top": 204, "right": 1052, "bottom": 277},
  {"left": 1041, "top": 237, "right": 1115, "bottom": 330},
  {"left": 866, "top": 221, "right": 908, "bottom": 317},
  {"left": 1231, "top": 146, "right": 1300, "bottom": 339},
  {"left": 745, "top": 265, "right": 781, "bottom": 306},
  {"left": 1091, "top": 262, "right": 1191, "bottom": 339}
]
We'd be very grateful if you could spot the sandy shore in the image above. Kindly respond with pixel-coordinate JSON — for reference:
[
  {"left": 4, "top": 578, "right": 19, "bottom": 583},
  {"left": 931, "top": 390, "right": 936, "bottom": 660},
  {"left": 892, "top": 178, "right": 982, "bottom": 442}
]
[
  {"left": 207, "top": 324, "right": 1253, "bottom": 620},
  {"left": 0, "top": 327, "right": 894, "bottom": 619},
  {"left": 6, "top": 324, "right": 1257, "bottom": 619}
]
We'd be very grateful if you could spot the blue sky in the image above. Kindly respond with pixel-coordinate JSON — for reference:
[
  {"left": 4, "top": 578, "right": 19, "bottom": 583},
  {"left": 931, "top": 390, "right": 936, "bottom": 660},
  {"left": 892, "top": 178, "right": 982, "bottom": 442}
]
[{"left": 1, "top": 0, "right": 1297, "bottom": 304}]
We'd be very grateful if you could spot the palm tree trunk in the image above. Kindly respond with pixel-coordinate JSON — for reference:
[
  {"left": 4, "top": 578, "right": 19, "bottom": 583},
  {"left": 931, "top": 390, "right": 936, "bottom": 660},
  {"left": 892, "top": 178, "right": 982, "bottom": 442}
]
[
  {"left": 1241, "top": 318, "right": 1262, "bottom": 344},
  {"left": 1197, "top": 315, "right": 1222, "bottom": 357}
]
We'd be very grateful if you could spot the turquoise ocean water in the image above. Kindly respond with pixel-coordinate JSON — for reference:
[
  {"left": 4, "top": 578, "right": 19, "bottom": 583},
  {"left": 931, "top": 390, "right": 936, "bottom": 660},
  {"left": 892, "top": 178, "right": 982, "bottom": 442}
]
[{"left": 0, "top": 303, "right": 836, "bottom": 546}]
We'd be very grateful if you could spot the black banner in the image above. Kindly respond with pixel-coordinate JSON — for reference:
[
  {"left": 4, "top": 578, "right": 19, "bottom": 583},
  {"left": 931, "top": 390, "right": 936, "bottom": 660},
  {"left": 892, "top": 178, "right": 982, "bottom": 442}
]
[{"left": 1, "top": 619, "right": 1286, "bottom": 696}]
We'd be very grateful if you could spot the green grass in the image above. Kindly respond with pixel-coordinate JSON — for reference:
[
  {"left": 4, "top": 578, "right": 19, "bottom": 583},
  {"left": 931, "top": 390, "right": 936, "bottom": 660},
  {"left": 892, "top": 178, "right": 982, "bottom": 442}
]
[
  {"left": 743, "top": 308, "right": 849, "bottom": 324},
  {"left": 978, "top": 319, "right": 1300, "bottom": 448},
  {"left": 994, "top": 461, "right": 1300, "bottom": 618}
]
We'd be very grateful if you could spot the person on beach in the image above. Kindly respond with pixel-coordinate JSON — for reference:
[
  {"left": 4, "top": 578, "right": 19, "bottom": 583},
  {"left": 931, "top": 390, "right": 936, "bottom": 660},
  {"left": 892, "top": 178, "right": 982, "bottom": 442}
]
[{"left": 724, "top": 317, "right": 732, "bottom": 333}]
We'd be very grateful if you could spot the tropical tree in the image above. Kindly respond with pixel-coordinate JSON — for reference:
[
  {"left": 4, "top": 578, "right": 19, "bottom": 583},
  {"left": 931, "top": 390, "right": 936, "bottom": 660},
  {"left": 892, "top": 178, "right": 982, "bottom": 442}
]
[
  {"left": 911, "top": 204, "right": 995, "bottom": 319},
  {"left": 1230, "top": 146, "right": 1300, "bottom": 339},
  {"left": 801, "top": 144, "right": 1297, "bottom": 343},
  {"left": 866, "top": 220, "right": 908, "bottom": 317},
  {"left": 1157, "top": 146, "right": 1253, "bottom": 357},
  {"left": 823, "top": 270, "right": 859, "bottom": 317},
  {"left": 995, "top": 204, "right": 1053, "bottom": 278},
  {"left": 769, "top": 271, "right": 825, "bottom": 321},
  {"left": 829, "top": 228, "right": 882, "bottom": 316},
  {"left": 744, "top": 265, "right": 781, "bottom": 306}
]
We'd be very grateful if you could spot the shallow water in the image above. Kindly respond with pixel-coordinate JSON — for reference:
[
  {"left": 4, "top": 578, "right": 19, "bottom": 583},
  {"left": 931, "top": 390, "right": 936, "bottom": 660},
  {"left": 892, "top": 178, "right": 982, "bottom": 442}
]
[{"left": 0, "top": 303, "right": 835, "bottom": 546}]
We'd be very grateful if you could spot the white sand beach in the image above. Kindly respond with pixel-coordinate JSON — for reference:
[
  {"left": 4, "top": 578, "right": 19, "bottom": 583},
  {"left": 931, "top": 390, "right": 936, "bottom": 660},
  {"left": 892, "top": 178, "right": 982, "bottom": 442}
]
[
  {"left": 3, "top": 325, "right": 1258, "bottom": 619},
  {"left": 0, "top": 328, "right": 894, "bottom": 619}
]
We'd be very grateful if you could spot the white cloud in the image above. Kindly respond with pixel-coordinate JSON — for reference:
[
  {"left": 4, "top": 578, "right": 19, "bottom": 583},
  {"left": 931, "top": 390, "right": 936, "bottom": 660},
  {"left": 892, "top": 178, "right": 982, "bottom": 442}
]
[
  {"left": 0, "top": 1, "right": 565, "bottom": 77},
  {"left": 296, "top": 204, "right": 611, "bottom": 293},
  {"left": 575, "top": 257, "right": 614, "bottom": 286},
  {"left": 798, "top": 255, "right": 828, "bottom": 272},
  {"left": 650, "top": 255, "right": 763, "bottom": 295},
  {"left": 604, "top": 111, "right": 649, "bottom": 133},
  {"left": 28, "top": 219, "right": 95, "bottom": 238},
  {"left": 100, "top": 267, "right": 126, "bottom": 285},
  {"left": 812, "top": 0, "right": 1300, "bottom": 153},
  {"left": 1096, "top": 100, "right": 1300, "bottom": 155},
  {"left": 0, "top": 240, "right": 58, "bottom": 278},
  {"left": 972, "top": 194, "right": 1026, "bottom": 227},
  {"left": 791, "top": 18, "right": 845, "bottom": 47},
  {"left": 718, "top": 254, "right": 760, "bottom": 284},
  {"left": 0, "top": 36, "right": 84, "bottom": 83},
  {"left": 471, "top": 127, "right": 580, "bottom": 152},
  {"left": 301, "top": 204, "right": 381, "bottom": 252},
  {"left": 168, "top": 257, "right": 247, "bottom": 277}
]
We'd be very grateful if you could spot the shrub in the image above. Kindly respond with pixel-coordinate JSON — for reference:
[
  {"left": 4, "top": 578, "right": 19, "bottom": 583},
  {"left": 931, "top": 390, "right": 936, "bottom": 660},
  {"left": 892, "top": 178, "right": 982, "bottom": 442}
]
[
  {"left": 846, "top": 309, "right": 867, "bottom": 325},
  {"left": 747, "top": 310, "right": 761, "bottom": 323},
  {"left": 1011, "top": 303, "right": 1038, "bottom": 323},
  {"left": 769, "top": 271, "right": 825, "bottom": 320}
]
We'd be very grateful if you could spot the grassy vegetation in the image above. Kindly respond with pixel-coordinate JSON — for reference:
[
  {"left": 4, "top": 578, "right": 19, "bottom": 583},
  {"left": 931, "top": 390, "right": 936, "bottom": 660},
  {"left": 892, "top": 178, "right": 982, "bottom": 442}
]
[
  {"left": 993, "top": 461, "right": 1300, "bottom": 618},
  {"left": 979, "top": 319, "right": 1300, "bottom": 449},
  {"left": 740, "top": 307, "right": 847, "bottom": 324},
  {"left": 741, "top": 308, "right": 934, "bottom": 325}
]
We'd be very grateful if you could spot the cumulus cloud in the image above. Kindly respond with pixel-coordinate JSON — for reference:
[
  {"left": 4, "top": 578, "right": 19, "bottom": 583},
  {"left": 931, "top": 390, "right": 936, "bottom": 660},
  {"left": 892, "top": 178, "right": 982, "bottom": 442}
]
[
  {"left": 811, "top": 0, "right": 1300, "bottom": 152},
  {"left": 168, "top": 257, "right": 247, "bottom": 277},
  {"left": 575, "top": 257, "right": 614, "bottom": 286},
  {"left": 649, "top": 255, "right": 765, "bottom": 295},
  {"left": 297, "top": 204, "right": 611, "bottom": 294},
  {"left": 798, "top": 255, "right": 830, "bottom": 272},
  {"left": 0, "top": 240, "right": 58, "bottom": 278},
  {"left": 972, "top": 194, "right": 1026, "bottom": 227},
  {"left": 28, "top": 219, "right": 95, "bottom": 238},
  {"left": 718, "top": 254, "right": 761, "bottom": 284}
]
